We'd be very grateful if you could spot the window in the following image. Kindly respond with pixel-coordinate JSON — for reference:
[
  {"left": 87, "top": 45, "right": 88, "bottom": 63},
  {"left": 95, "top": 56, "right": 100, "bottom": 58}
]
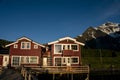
[
  {"left": 71, "top": 45, "right": 78, "bottom": 50},
  {"left": 22, "top": 43, "right": 25, "bottom": 48},
  {"left": 67, "top": 45, "right": 70, "bottom": 50},
  {"left": 21, "top": 57, "right": 24, "bottom": 64},
  {"left": 14, "top": 44, "right": 18, "bottom": 48},
  {"left": 12, "top": 56, "right": 20, "bottom": 66},
  {"left": 55, "top": 45, "right": 62, "bottom": 53},
  {"left": 34, "top": 45, "right": 38, "bottom": 49},
  {"left": 62, "top": 57, "right": 66, "bottom": 64},
  {"left": 71, "top": 57, "right": 79, "bottom": 64},
  {"left": 63, "top": 45, "right": 65, "bottom": 50},
  {"left": 30, "top": 56, "right": 38, "bottom": 63},
  {"left": 26, "top": 56, "right": 29, "bottom": 63},
  {"left": 21, "top": 42, "right": 31, "bottom": 49},
  {"left": 27, "top": 43, "right": 30, "bottom": 48},
  {"left": 55, "top": 58, "right": 61, "bottom": 66}
]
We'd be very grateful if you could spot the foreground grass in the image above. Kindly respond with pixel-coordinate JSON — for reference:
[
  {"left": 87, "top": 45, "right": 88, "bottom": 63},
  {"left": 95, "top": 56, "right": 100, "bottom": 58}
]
[
  {"left": 82, "top": 56, "right": 120, "bottom": 69},
  {"left": 81, "top": 48, "right": 120, "bottom": 69}
]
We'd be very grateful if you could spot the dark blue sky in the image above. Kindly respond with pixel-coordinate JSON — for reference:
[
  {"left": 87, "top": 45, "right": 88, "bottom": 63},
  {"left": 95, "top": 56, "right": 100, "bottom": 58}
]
[{"left": 0, "top": 0, "right": 120, "bottom": 43}]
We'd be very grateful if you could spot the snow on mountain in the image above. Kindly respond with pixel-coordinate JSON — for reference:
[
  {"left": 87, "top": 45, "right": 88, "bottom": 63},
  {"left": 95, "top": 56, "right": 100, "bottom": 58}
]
[
  {"left": 76, "top": 22, "right": 120, "bottom": 50},
  {"left": 97, "top": 22, "right": 120, "bottom": 37}
]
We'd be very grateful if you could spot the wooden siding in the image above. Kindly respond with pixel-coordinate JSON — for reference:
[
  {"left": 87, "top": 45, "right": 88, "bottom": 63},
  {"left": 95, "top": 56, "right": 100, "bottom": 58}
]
[
  {"left": 50, "top": 39, "right": 82, "bottom": 66},
  {"left": 0, "top": 56, "right": 3, "bottom": 66},
  {"left": 9, "top": 39, "right": 43, "bottom": 66}
]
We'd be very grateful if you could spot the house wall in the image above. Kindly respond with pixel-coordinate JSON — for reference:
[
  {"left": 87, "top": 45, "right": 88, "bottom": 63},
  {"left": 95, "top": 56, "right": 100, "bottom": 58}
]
[
  {"left": 50, "top": 40, "right": 82, "bottom": 66},
  {"left": 9, "top": 39, "right": 42, "bottom": 66},
  {"left": 0, "top": 55, "right": 3, "bottom": 66}
]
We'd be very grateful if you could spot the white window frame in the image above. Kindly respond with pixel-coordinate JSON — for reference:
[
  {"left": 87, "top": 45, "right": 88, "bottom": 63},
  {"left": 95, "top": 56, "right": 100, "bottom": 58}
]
[
  {"left": 11, "top": 56, "right": 38, "bottom": 66},
  {"left": 54, "top": 44, "right": 62, "bottom": 54},
  {"left": 54, "top": 44, "right": 79, "bottom": 54},
  {"left": 34, "top": 45, "right": 38, "bottom": 49},
  {"left": 29, "top": 56, "right": 38, "bottom": 64},
  {"left": 71, "top": 56, "right": 79, "bottom": 64},
  {"left": 54, "top": 57, "right": 62, "bottom": 66},
  {"left": 21, "top": 42, "right": 31, "bottom": 49},
  {"left": 14, "top": 44, "right": 18, "bottom": 48},
  {"left": 11, "top": 56, "right": 20, "bottom": 66},
  {"left": 71, "top": 44, "right": 79, "bottom": 51},
  {"left": 62, "top": 57, "right": 66, "bottom": 64}
]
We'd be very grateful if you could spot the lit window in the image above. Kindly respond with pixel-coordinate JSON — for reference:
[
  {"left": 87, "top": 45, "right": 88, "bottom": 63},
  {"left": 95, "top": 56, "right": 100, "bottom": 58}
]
[
  {"left": 71, "top": 45, "right": 78, "bottom": 50},
  {"left": 14, "top": 44, "right": 18, "bottom": 48}
]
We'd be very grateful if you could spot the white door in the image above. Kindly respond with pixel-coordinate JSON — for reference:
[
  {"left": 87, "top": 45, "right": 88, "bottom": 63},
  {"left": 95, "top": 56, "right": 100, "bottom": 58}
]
[
  {"left": 66, "top": 57, "right": 71, "bottom": 66},
  {"left": 43, "top": 57, "right": 47, "bottom": 66},
  {"left": 3, "top": 55, "right": 9, "bottom": 67}
]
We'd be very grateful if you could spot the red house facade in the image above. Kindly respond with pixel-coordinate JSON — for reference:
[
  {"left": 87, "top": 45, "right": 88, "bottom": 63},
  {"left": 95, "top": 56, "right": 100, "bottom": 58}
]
[
  {"left": 6, "top": 37, "right": 45, "bottom": 67},
  {"left": 44, "top": 37, "right": 85, "bottom": 67}
]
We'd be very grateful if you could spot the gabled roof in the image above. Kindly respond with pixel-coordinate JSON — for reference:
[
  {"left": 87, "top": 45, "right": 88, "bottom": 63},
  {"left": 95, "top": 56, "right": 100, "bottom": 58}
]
[
  {"left": 48, "top": 37, "right": 85, "bottom": 46},
  {"left": 5, "top": 36, "right": 45, "bottom": 48}
]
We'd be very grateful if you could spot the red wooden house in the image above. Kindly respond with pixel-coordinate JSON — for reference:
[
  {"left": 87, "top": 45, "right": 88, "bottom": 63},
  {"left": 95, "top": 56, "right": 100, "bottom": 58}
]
[
  {"left": 43, "top": 37, "right": 85, "bottom": 67},
  {"left": 5, "top": 37, "right": 45, "bottom": 67}
]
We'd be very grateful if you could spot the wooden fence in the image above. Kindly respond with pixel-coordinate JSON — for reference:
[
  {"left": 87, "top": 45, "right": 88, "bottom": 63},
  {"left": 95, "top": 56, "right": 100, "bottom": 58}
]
[{"left": 21, "top": 66, "right": 90, "bottom": 80}]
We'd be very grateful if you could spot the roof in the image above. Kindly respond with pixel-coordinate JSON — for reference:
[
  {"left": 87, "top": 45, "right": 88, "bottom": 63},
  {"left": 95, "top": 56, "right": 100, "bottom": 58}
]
[
  {"left": 48, "top": 37, "right": 85, "bottom": 46},
  {"left": 5, "top": 36, "right": 45, "bottom": 48}
]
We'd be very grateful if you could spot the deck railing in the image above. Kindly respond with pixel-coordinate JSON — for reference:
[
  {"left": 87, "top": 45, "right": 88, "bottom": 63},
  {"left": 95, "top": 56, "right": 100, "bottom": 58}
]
[
  {"left": 21, "top": 66, "right": 90, "bottom": 80},
  {"left": 24, "top": 65, "right": 89, "bottom": 74}
]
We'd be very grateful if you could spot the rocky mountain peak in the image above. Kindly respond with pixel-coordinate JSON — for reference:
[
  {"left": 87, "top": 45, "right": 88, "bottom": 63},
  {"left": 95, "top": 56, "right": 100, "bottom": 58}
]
[{"left": 76, "top": 22, "right": 120, "bottom": 51}]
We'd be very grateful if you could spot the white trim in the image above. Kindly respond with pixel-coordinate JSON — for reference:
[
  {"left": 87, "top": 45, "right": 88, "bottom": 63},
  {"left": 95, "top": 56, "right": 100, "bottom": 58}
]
[
  {"left": 5, "top": 42, "right": 18, "bottom": 47},
  {"left": 14, "top": 44, "right": 18, "bottom": 48},
  {"left": 34, "top": 45, "right": 38, "bottom": 49},
  {"left": 59, "top": 37, "right": 76, "bottom": 42},
  {"left": 5, "top": 36, "right": 45, "bottom": 48},
  {"left": 21, "top": 42, "right": 31, "bottom": 49},
  {"left": 54, "top": 57, "right": 62, "bottom": 66},
  {"left": 71, "top": 44, "right": 79, "bottom": 51},
  {"left": 54, "top": 56, "right": 79, "bottom": 66},
  {"left": 11, "top": 56, "right": 20, "bottom": 67},
  {"left": 11, "top": 56, "right": 39, "bottom": 67},
  {"left": 17, "top": 37, "right": 32, "bottom": 42},
  {"left": 71, "top": 56, "right": 79, "bottom": 64},
  {"left": 48, "top": 37, "right": 85, "bottom": 46},
  {"left": 32, "top": 42, "right": 45, "bottom": 48},
  {"left": 54, "top": 44, "right": 79, "bottom": 54},
  {"left": 54, "top": 44, "right": 62, "bottom": 54}
]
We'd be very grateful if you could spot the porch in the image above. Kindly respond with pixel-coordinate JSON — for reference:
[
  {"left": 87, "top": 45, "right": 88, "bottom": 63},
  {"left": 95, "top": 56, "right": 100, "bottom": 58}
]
[{"left": 21, "top": 65, "right": 90, "bottom": 80}]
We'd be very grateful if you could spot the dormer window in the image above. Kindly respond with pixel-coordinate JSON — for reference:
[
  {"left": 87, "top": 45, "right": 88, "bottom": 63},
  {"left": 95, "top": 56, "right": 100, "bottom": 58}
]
[
  {"left": 21, "top": 42, "right": 31, "bottom": 49},
  {"left": 14, "top": 44, "right": 18, "bottom": 48}
]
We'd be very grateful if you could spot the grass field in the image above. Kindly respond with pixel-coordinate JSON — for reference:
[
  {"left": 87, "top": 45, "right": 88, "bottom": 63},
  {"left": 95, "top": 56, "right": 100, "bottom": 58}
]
[{"left": 81, "top": 48, "right": 120, "bottom": 69}]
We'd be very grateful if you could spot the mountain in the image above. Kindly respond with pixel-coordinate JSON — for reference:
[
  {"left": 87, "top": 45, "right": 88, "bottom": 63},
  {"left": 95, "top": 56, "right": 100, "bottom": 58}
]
[
  {"left": 75, "top": 22, "right": 120, "bottom": 51},
  {"left": 0, "top": 39, "right": 12, "bottom": 50}
]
